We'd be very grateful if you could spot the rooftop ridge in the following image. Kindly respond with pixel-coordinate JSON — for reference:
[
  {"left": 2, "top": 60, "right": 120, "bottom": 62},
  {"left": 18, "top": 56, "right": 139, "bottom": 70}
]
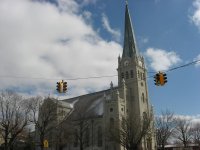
[{"left": 62, "top": 86, "right": 119, "bottom": 102}]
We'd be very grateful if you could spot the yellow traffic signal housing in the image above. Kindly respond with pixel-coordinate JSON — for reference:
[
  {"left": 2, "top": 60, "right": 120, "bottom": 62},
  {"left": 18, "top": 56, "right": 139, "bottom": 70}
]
[
  {"left": 154, "top": 73, "right": 160, "bottom": 86},
  {"left": 43, "top": 140, "right": 48, "bottom": 148},
  {"left": 56, "top": 82, "right": 63, "bottom": 93},
  {"left": 159, "top": 72, "right": 167, "bottom": 86},
  {"left": 163, "top": 73, "right": 167, "bottom": 84},
  {"left": 154, "top": 72, "right": 167, "bottom": 86},
  {"left": 56, "top": 80, "right": 68, "bottom": 93},
  {"left": 159, "top": 72, "right": 164, "bottom": 85},
  {"left": 63, "top": 82, "right": 67, "bottom": 93}
]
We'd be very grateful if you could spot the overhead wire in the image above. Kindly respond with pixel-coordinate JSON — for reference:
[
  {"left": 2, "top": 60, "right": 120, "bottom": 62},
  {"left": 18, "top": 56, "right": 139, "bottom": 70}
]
[
  {"left": 167, "top": 59, "right": 200, "bottom": 72},
  {"left": 0, "top": 74, "right": 118, "bottom": 81},
  {"left": 146, "top": 59, "right": 200, "bottom": 74},
  {"left": 0, "top": 59, "right": 199, "bottom": 81}
]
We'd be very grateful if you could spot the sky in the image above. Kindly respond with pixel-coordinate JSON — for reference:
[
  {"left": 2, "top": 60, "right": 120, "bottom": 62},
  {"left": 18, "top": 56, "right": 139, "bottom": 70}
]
[{"left": 0, "top": 0, "right": 200, "bottom": 118}]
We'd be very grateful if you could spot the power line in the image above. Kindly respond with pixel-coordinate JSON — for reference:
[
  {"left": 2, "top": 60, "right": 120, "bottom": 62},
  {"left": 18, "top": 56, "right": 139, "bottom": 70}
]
[
  {"left": 167, "top": 59, "right": 200, "bottom": 72},
  {"left": 63, "top": 75, "right": 118, "bottom": 81},
  {"left": 0, "top": 74, "right": 118, "bottom": 81},
  {"left": 147, "top": 59, "right": 200, "bottom": 73},
  {"left": 0, "top": 59, "right": 199, "bottom": 81}
]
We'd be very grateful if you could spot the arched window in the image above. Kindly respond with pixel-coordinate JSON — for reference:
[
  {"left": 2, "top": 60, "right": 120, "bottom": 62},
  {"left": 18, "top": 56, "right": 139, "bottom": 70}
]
[
  {"left": 130, "top": 70, "right": 134, "bottom": 78},
  {"left": 97, "top": 126, "right": 103, "bottom": 147},
  {"left": 142, "top": 93, "right": 145, "bottom": 103},
  {"left": 143, "top": 73, "right": 145, "bottom": 80},
  {"left": 110, "top": 118, "right": 114, "bottom": 129},
  {"left": 140, "top": 72, "right": 143, "bottom": 80},
  {"left": 110, "top": 108, "right": 113, "bottom": 112},
  {"left": 73, "top": 129, "right": 78, "bottom": 147},
  {"left": 143, "top": 112, "right": 148, "bottom": 121},
  {"left": 138, "top": 71, "right": 140, "bottom": 78},
  {"left": 121, "top": 72, "right": 124, "bottom": 79},
  {"left": 85, "top": 127, "right": 90, "bottom": 147},
  {"left": 126, "top": 71, "right": 129, "bottom": 79}
]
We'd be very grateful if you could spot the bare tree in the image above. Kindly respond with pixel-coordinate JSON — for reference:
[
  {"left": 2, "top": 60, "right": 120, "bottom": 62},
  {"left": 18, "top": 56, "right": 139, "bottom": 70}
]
[
  {"left": 174, "top": 118, "right": 193, "bottom": 148},
  {"left": 156, "top": 110, "right": 176, "bottom": 150},
  {"left": 191, "top": 123, "right": 200, "bottom": 148},
  {"left": 108, "top": 111, "right": 153, "bottom": 150},
  {"left": 28, "top": 97, "right": 58, "bottom": 150},
  {"left": 0, "top": 91, "right": 30, "bottom": 150},
  {"left": 69, "top": 103, "right": 91, "bottom": 150},
  {"left": 28, "top": 96, "right": 75, "bottom": 150},
  {"left": 53, "top": 120, "right": 74, "bottom": 150}
]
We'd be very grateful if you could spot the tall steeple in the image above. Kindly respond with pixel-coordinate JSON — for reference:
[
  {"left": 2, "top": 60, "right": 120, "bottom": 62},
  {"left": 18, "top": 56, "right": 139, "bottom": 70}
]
[{"left": 122, "top": 2, "right": 138, "bottom": 58}]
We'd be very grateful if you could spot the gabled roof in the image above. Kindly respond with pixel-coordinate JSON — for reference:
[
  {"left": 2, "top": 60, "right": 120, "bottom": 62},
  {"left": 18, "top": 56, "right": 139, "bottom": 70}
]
[
  {"left": 62, "top": 89, "right": 111, "bottom": 118},
  {"left": 61, "top": 86, "right": 119, "bottom": 119}
]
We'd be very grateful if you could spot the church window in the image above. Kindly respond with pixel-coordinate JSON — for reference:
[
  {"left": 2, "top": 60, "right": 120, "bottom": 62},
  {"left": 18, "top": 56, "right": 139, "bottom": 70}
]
[
  {"left": 138, "top": 71, "right": 140, "bottom": 78},
  {"left": 126, "top": 71, "right": 129, "bottom": 79},
  {"left": 141, "top": 82, "right": 144, "bottom": 86},
  {"left": 110, "top": 108, "right": 113, "bottom": 112},
  {"left": 85, "top": 127, "right": 90, "bottom": 147},
  {"left": 143, "top": 73, "right": 145, "bottom": 80},
  {"left": 142, "top": 93, "right": 145, "bottom": 103},
  {"left": 97, "top": 126, "right": 103, "bottom": 147},
  {"left": 121, "top": 108, "right": 124, "bottom": 111},
  {"left": 110, "top": 118, "right": 114, "bottom": 129},
  {"left": 129, "top": 88, "right": 133, "bottom": 97},
  {"left": 143, "top": 112, "right": 148, "bottom": 121},
  {"left": 121, "top": 72, "right": 124, "bottom": 79},
  {"left": 114, "top": 145, "right": 117, "bottom": 150},
  {"left": 74, "top": 129, "right": 78, "bottom": 147},
  {"left": 140, "top": 72, "right": 143, "bottom": 80},
  {"left": 59, "top": 109, "right": 65, "bottom": 117},
  {"left": 130, "top": 70, "right": 134, "bottom": 78}
]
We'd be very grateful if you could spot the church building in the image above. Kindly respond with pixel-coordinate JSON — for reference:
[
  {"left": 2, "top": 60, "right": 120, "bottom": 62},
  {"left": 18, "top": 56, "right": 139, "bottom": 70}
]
[{"left": 37, "top": 2, "right": 156, "bottom": 150}]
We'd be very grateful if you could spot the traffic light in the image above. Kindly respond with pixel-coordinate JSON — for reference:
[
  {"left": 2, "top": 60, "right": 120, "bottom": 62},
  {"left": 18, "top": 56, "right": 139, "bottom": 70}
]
[
  {"left": 63, "top": 81, "right": 67, "bottom": 93},
  {"left": 154, "top": 72, "right": 167, "bottom": 86},
  {"left": 154, "top": 73, "right": 160, "bottom": 86},
  {"left": 56, "top": 80, "right": 68, "bottom": 93},
  {"left": 56, "top": 81, "right": 63, "bottom": 93},
  {"left": 163, "top": 73, "right": 167, "bottom": 85},
  {"left": 159, "top": 72, "right": 168, "bottom": 86}
]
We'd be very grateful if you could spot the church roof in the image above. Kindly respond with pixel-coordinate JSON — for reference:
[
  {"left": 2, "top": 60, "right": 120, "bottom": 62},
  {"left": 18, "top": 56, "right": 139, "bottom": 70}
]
[
  {"left": 122, "top": 3, "right": 138, "bottom": 58},
  {"left": 62, "top": 88, "right": 114, "bottom": 118}
]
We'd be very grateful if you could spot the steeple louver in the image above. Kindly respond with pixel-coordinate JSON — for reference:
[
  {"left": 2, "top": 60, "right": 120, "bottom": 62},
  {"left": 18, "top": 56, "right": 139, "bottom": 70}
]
[{"left": 122, "top": 3, "right": 138, "bottom": 58}]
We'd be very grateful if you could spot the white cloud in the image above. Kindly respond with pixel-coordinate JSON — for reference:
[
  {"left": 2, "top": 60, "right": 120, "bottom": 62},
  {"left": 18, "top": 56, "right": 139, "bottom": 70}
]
[
  {"left": 145, "top": 48, "right": 181, "bottom": 71},
  {"left": 157, "top": 114, "right": 200, "bottom": 126},
  {"left": 175, "top": 114, "right": 200, "bottom": 126},
  {"left": 81, "top": 0, "right": 98, "bottom": 6},
  {"left": 138, "top": 37, "right": 149, "bottom": 46},
  {"left": 82, "top": 11, "right": 92, "bottom": 21},
  {"left": 191, "top": 0, "right": 200, "bottom": 30},
  {"left": 102, "top": 13, "right": 121, "bottom": 41},
  {"left": 0, "top": 0, "right": 122, "bottom": 98},
  {"left": 57, "top": 0, "right": 79, "bottom": 13},
  {"left": 194, "top": 54, "right": 200, "bottom": 67},
  {"left": 141, "top": 37, "right": 149, "bottom": 44}
]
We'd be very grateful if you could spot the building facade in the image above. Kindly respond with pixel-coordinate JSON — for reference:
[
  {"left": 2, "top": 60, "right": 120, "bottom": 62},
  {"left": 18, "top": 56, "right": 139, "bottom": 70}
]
[{"left": 37, "top": 2, "right": 156, "bottom": 150}]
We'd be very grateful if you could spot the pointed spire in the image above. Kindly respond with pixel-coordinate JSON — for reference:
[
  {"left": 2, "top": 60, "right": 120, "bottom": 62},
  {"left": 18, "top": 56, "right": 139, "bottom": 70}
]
[
  {"left": 122, "top": 2, "right": 138, "bottom": 58},
  {"left": 110, "top": 81, "right": 113, "bottom": 89},
  {"left": 125, "top": 0, "right": 128, "bottom": 5}
]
